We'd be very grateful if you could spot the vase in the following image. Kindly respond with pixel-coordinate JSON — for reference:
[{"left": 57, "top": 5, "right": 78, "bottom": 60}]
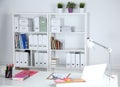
[{"left": 68, "top": 8, "right": 73, "bottom": 13}]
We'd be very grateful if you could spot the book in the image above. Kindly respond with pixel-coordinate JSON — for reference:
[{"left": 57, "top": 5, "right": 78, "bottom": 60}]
[
  {"left": 12, "top": 70, "right": 38, "bottom": 81},
  {"left": 47, "top": 72, "right": 71, "bottom": 80}
]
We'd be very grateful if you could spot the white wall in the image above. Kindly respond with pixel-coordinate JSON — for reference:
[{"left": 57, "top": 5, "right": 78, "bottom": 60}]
[{"left": 0, "top": 0, "right": 120, "bottom": 69}]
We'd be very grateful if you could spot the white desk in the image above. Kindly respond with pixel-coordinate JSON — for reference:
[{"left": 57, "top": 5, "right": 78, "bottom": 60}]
[{"left": 0, "top": 71, "right": 118, "bottom": 87}]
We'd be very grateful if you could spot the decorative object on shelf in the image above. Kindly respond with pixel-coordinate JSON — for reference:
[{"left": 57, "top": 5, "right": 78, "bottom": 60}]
[
  {"left": 87, "top": 37, "right": 112, "bottom": 80},
  {"left": 57, "top": 2, "right": 64, "bottom": 13},
  {"left": 79, "top": 2, "right": 85, "bottom": 13},
  {"left": 66, "top": 2, "right": 76, "bottom": 13}
]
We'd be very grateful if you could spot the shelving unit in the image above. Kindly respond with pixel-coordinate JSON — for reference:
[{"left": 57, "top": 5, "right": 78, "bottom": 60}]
[{"left": 12, "top": 13, "right": 88, "bottom": 70}]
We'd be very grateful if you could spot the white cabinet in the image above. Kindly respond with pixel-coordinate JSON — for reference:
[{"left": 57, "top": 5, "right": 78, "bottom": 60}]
[{"left": 13, "top": 13, "right": 88, "bottom": 70}]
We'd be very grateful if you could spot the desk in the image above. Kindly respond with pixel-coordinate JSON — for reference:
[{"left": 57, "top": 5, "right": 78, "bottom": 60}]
[{"left": 0, "top": 71, "right": 118, "bottom": 87}]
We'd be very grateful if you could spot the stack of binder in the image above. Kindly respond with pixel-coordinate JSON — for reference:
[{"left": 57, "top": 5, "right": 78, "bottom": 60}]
[
  {"left": 51, "top": 18, "right": 63, "bottom": 33},
  {"left": 14, "top": 16, "right": 33, "bottom": 32},
  {"left": 15, "top": 52, "right": 29, "bottom": 67},
  {"left": 66, "top": 53, "right": 86, "bottom": 68},
  {"left": 15, "top": 33, "right": 28, "bottom": 49},
  {"left": 34, "top": 52, "right": 48, "bottom": 68},
  {"left": 33, "top": 16, "right": 47, "bottom": 32},
  {"left": 28, "top": 34, "right": 48, "bottom": 50}
]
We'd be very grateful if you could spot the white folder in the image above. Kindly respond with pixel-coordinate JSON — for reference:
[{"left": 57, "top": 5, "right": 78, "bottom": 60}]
[
  {"left": 42, "top": 35, "right": 48, "bottom": 50},
  {"left": 51, "top": 26, "right": 61, "bottom": 33},
  {"left": 51, "top": 18, "right": 62, "bottom": 26},
  {"left": 66, "top": 53, "right": 71, "bottom": 68},
  {"left": 15, "top": 52, "right": 20, "bottom": 67},
  {"left": 39, "top": 53, "right": 43, "bottom": 68},
  {"left": 75, "top": 53, "right": 80, "bottom": 68},
  {"left": 19, "top": 52, "right": 24, "bottom": 66},
  {"left": 71, "top": 53, "right": 75, "bottom": 68},
  {"left": 43, "top": 53, "right": 48, "bottom": 68},
  {"left": 19, "top": 17, "right": 28, "bottom": 26},
  {"left": 19, "top": 26, "right": 29, "bottom": 32},
  {"left": 38, "top": 35, "right": 43, "bottom": 50},
  {"left": 33, "top": 35, "right": 38, "bottom": 49},
  {"left": 81, "top": 53, "right": 86, "bottom": 68},
  {"left": 28, "top": 34, "right": 33, "bottom": 49},
  {"left": 23, "top": 52, "right": 29, "bottom": 67},
  {"left": 34, "top": 52, "right": 39, "bottom": 67},
  {"left": 14, "top": 16, "right": 19, "bottom": 32},
  {"left": 34, "top": 17, "right": 39, "bottom": 32}
]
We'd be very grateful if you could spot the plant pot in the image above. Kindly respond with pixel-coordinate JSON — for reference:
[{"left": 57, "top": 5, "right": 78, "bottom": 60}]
[
  {"left": 57, "top": 8, "right": 63, "bottom": 13},
  {"left": 80, "top": 8, "right": 85, "bottom": 13},
  {"left": 68, "top": 8, "right": 73, "bottom": 13}
]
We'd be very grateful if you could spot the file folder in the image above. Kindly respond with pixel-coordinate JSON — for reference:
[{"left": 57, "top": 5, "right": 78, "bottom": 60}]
[
  {"left": 34, "top": 52, "right": 39, "bottom": 67},
  {"left": 75, "top": 53, "right": 80, "bottom": 68},
  {"left": 14, "top": 16, "right": 19, "bottom": 32},
  {"left": 34, "top": 17, "right": 39, "bottom": 32},
  {"left": 66, "top": 53, "right": 71, "bottom": 68},
  {"left": 71, "top": 53, "right": 75, "bottom": 68}
]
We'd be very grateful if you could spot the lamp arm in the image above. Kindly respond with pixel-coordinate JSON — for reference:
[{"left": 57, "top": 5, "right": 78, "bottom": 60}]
[{"left": 91, "top": 40, "right": 112, "bottom": 53}]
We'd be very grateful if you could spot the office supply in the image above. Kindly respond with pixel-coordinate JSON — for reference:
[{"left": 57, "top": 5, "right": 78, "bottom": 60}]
[
  {"left": 12, "top": 70, "right": 38, "bottom": 81},
  {"left": 5, "top": 64, "right": 14, "bottom": 78},
  {"left": 47, "top": 72, "right": 71, "bottom": 80},
  {"left": 81, "top": 53, "right": 86, "bottom": 68},
  {"left": 66, "top": 53, "right": 71, "bottom": 68},
  {"left": 34, "top": 17, "right": 40, "bottom": 32},
  {"left": 39, "top": 16, "right": 47, "bottom": 32},
  {"left": 75, "top": 53, "right": 80, "bottom": 68},
  {"left": 14, "top": 16, "right": 19, "bottom": 32}
]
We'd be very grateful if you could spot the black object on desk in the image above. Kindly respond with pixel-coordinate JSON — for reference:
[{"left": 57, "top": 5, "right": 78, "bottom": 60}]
[{"left": 5, "top": 64, "right": 14, "bottom": 78}]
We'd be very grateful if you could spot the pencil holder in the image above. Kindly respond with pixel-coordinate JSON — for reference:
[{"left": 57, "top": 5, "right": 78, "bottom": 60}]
[{"left": 5, "top": 64, "right": 13, "bottom": 78}]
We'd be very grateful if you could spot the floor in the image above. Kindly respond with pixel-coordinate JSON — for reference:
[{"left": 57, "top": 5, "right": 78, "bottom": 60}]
[{"left": 112, "top": 69, "right": 120, "bottom": 87}]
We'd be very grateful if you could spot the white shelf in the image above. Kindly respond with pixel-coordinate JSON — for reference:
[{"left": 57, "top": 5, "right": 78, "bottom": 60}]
[
  {"left": 15, "top": 31, "right": 47, "bottom": 34},
  {"left": 15, "top": 49, "right": 48, "bottom": 51},
  {"left": 51, "top": 49, "right": 84, "bottom": 52},
  {"left": 13, "top": 12, "right": 88, "bottom": 70},
  {"left": 51, "top": 31, "right": 85, "bottom": 34}
]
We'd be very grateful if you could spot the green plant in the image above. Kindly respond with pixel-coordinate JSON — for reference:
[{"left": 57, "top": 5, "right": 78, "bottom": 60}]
[
  {"left": 57, "top": 3, "right": 63, "bottom": 8},
  {"left": 79, "top": 2, "right": 85, "bottom": 8},
  {"left": 66, "top": 2, "right": 76, "bottom": 8}
]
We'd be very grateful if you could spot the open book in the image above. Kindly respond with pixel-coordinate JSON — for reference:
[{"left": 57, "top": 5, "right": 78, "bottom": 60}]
[{"left": 47, "top": 72, "right": 71, "bottom": 80}]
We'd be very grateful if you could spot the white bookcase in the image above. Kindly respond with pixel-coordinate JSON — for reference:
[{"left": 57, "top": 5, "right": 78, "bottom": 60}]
[{"left": 12, "top": 13, "right": 88, "bottom": 70}]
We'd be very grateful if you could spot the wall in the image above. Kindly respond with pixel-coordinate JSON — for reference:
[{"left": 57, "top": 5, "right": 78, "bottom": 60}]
[{"left": 0, "top": 0, "right": 120, "bottom": 69}]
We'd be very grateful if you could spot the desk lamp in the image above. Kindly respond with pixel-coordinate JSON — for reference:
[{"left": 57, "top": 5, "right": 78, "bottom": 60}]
[{"left": 87, "top": 37, "right": 112, "bottom": 80}]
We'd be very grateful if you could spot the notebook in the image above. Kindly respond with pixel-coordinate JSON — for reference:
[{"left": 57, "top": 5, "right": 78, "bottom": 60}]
[
  {"left": 81, "top": 64, "right": 107, "bottom": 81},
  {"left": 12, "top": 70, "right": 38, "bottom": 81}
]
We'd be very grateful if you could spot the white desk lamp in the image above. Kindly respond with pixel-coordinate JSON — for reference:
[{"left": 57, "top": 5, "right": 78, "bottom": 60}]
[{"left": 87, "top": 37, "right": 112, "bottom": 79}]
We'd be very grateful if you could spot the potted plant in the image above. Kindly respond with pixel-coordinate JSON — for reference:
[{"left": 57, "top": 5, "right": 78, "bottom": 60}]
[
  {"left": 79, "top": 2, "right": 85, "bottom": 13},
  {"left": 66, "top": 2, "right": 76, "bottom": 13},
  {"left": 57, "top": 3, "right": 64, "bottom": 13}
]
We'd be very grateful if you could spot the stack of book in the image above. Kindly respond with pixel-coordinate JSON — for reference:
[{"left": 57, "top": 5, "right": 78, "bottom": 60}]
[
  {"left": 51, "top": 37, "right": 62, "bottom": 50},
  {"left": 51, "top": 58, "right": 59, "bottom": 68}
]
